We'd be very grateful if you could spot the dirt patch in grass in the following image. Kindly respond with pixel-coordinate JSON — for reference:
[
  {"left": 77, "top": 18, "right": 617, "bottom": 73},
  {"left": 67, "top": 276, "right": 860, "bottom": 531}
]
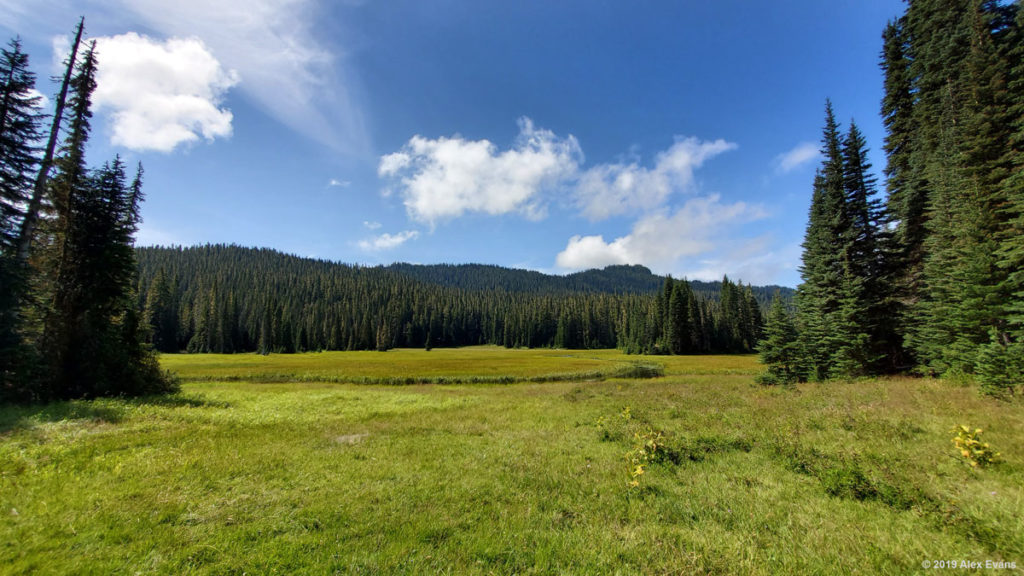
[{"left": 334, "top": 433, "right": 369, "bottom": 445}]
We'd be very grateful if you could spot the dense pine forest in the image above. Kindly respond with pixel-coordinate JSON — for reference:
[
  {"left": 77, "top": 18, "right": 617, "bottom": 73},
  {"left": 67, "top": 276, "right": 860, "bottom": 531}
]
[
  {"left": 760, "top": 0, "right": 1024, "bottom": 395},
  {"left": 0, "top": 21, "right": 172, "bottom": 402},
  {"left": 135, "top": 244, "right": 771, "bottom": 355}
]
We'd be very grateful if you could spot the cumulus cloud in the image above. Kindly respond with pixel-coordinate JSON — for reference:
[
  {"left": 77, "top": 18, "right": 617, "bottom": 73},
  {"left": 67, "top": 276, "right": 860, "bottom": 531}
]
[
  {"left": 91, "top": 33, "right": 238, "bottom": 152},
  {"left": 379, "top": 117, "right": 582, "bottom": 225},
  {"left": 358, "top": 230, "right": 419, "bottom": 251},
  {"left": 575, "top": 137, "right": 736, "bottom": 221},
  {"left": 775, "top": 141, "right": 820, "bottom": 173},
  {"left": 684, "top": 237, "right": 802, "bottom": 285},
  {"left": 556, "top": 195, "right": 767, "bottom": 271}
]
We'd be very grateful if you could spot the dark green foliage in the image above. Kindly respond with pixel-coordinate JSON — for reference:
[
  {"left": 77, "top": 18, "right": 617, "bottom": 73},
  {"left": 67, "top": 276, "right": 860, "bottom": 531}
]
[
  {"left": 385, "top": 261, "right": 792, "bottom": 307},
  {"left": 0, "top": 38, "right": 40, "bottom": 252},
  {"left": 890, "top": 0, "right": 1023, "bottom": 377},
  {"left": 796, "top": 103, "right": 898, "bottom": 380},
  {"left": 796, "top": 102, "right": 850, "bottom": 380},
  {"left": 134, "top": 246, "right": 768, "bottom": 355},
  {"left": 0, "top": 39, "right": 42, "bottom": 401},
  {"left": 757, "top": 293, "right": 803, "bottom": 385},
  {"left": 975, "top": 330, "right": 1023, "bottom": 397},
  {"left": 0, "top": 29, "right": 174, "bottom": 402},
  {"left": 783, "top": 0, "right": 1024, "bottom": 385},
  {"left": 15, "top": 19, "right": 83, "bottom": 264},
  {"left": 997, "top": 3, "right": 1024, "bottom": 349}
]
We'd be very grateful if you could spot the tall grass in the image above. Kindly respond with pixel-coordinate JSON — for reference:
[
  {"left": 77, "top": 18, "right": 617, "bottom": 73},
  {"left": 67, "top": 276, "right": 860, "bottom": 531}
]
[{"left": 1, "top": 348, "right": 1020, "bottom": 574}]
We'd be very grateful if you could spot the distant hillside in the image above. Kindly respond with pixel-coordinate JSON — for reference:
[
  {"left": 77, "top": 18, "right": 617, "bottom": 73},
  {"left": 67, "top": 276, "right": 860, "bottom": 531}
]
[
  {"left": 382, "top": 262, "right": 794, "bottom": 308},
  {"left": 133, "top": 244, "right": 786, "bottom": 354},
  {"left": 382, "top": 263, "right": 664, "bottom": 294}
]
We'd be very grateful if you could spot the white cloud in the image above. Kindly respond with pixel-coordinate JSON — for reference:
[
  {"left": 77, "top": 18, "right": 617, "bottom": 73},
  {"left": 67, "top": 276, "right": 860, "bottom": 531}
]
[
  {"left": 363, "top": 220, "right": 382, "bottom": 230},
  {"left": 358, "top": 230, "right": 419, "bottom": 251},
  {"left": 17, "top": 0, "right": 367, "bottom": 153},
  {"left": 684, "top": 237, "right": 802, "bottom": 285},
  {"left": 90, "top": 33, "right": 238, "bottom": 152},
  {"left": 575, "top": 137, "right": 736, "bottom": 221},
  {"left": 379, "top": 117, "right": 582, "bottom": 225},
  {"left": 775, "top": 142, "right": 820, "bottom": 173},
  {"left": 556, "top": 194, "right": 767, "bottom": 272},
  {"left": 328, "top": 179, "right": 351, "bottom": 188},
  {"left": 111, "top": 0, "right": 367, "bottom": 153},
  {"left": 26, "top": 88, "right": 49, "bottom": 110}
]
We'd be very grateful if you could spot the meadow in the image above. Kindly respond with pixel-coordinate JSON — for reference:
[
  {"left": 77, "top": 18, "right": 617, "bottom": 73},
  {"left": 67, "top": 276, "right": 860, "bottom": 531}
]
[{"left": 1, "top": 347, "right": 1021, "bottom": 574}]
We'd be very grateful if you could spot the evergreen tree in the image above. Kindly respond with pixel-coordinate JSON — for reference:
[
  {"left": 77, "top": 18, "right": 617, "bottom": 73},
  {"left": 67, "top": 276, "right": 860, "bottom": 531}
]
[
  {"left": 999, "top": 2, "right": 1024, "bottom": 347},
  {"left": 881, "top": 17, "right": 926, "bottom": 369},
  {"left": 35, "top": 42, "right": 172, "bottom": 399},
  {"left": 40, "top": 41, "right": 98, "bottom": 398},
  {"left": 15, "top": 18, "right": 84, "bottom": 262},
  {"left": 796, "top": 102, "right": 847, "bottom": 380},
  {"left": 667, "top": 280, "right": 691, "bottom": 354},
  {"left": 143, "top": 267, "right": 177, "bottom": 352},
  {"left": 0, "top": 38, "right": 42, "bottom": 400},
  {"left": 902, "top": 0, "right": 1017, "bottom": 374},
  {"left": 757, "top": 293, "right": 803, "bottom": 385},
  {"left": 833, "top": 121, "right": 886, "bottom": 376},
  {"left": 0, "top": 38, "right": 40, "bottom": 253}
]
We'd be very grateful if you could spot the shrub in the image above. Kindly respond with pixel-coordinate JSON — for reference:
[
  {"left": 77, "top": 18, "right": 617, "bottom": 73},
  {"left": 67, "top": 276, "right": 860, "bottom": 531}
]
[
  {"left": 975, "top": 332, "right": 1022, "bottom": 398},
  {"left": 952, "top": 425, "right": 1000, "bottom": 468}
]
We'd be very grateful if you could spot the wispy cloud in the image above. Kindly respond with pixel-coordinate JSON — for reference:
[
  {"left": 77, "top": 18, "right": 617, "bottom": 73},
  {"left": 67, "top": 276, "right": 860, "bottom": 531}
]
[
  {"left": 362, "top": 220, "right": 381, "bottom": 230},
  {"left": 358, "top": 230, "right": 419, "bottom": 251},
  {"left": 111, "top": 0, "right": 368, "bottom": 154},
  {"left": 775, "top": 141, "right": 820, "bottom": 173},
  {"left": 10, "top": 0, "right": 368, "bottom": 154},
  {"left": 91, "top": 33, "right": 238, "bottom": 152},
  {"left": 328, "top": 178, "right": 351, "bottom": 188},
  {"left": 575, "top": 137, "right": 736, "bottom": 221}
]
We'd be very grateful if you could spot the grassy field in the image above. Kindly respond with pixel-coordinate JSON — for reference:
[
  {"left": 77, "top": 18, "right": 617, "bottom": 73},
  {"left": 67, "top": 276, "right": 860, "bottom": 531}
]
[{"left": 2, "top": 347, "right": 1022, "bottom": 574}]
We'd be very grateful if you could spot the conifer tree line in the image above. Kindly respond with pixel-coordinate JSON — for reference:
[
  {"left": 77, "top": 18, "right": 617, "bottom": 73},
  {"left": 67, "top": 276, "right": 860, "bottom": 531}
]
[
  {"left": 134, "top": 245, "right": 765, "bottom": 356},
  {"left": 0, "top": 20, "right": 173, "bottom": 402},
  {"left": 759, "top": 0, "right": 1024, "bottom": 394}
]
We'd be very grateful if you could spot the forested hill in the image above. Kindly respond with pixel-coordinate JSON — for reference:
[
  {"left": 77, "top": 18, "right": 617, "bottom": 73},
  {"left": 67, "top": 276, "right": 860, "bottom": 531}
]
[
  {"left": 383, "top": 262, "right": 663, "bottom": 294},
  {"left": 383, "top": 263, "right": 793, "bottom": 307},
  {"left": 138, "top": 245, "right": 794, "bottom": 302},
  {"left": 134, "top": 244, "right": 783, "bottom": 354}
]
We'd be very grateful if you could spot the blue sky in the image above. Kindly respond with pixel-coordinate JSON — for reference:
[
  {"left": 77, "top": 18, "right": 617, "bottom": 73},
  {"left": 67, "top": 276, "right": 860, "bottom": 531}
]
[{"left": 1, "top": 0, "right": 904, "bottom": 286}]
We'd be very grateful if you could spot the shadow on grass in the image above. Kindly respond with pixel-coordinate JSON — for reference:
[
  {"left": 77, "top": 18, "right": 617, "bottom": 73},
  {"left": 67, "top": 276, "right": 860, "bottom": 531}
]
[{"left": 0, "top": 393, "right": 229, "bottom": 435}]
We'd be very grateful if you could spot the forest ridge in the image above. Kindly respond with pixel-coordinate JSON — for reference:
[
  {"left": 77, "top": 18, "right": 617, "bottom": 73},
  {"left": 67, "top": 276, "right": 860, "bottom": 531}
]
[{"left": 135, "top": 244, "right": 780, "bottom": 355}]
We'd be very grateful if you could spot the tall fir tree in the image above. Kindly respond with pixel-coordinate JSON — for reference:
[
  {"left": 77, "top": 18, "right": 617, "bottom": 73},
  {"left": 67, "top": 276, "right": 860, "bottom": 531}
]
[
  {"left": 40, "top": 41, "right": 98, "bottom": 398},
  {"left": 0, "top": 38, "right": 42, "bottom": 400},
  {"left": 997, "top": 2, "right": 1024, "bottom": 346},
  {"left": 15, "top": 18, "right": 84, "bottom": 263},
  {"left": 796, "top": 101, "right": 847, "bottom": 380},
  {"left": 901, "top": 0, "right": 1018, "bottom": 374},
  {"left": 881, "top": 17, "right": 926, "bottom": 369},
  {"left": 836, "top": 121, "right": 890, "bottom": 375}
]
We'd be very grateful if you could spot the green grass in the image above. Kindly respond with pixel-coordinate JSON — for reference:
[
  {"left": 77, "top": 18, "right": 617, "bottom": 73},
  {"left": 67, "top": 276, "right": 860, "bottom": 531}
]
[
  {"left": 158, "top": 346, "right": 746, "bottom": 383},
  {"left": 2, "top": 347, "right": 1022, "bottom": 574}
]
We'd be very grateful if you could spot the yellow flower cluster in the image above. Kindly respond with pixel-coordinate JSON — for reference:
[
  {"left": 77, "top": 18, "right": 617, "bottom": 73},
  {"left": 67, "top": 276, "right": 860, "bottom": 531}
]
[{"left": 952, "top": 425, "right": 1000, "bottom": 468}]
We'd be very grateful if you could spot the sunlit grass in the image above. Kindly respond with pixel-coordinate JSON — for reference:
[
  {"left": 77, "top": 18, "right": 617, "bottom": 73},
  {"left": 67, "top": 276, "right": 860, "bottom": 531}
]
[
  {"left": 159, "top": 346, "right": 754, "bottom": 383},
  {"left": 1, "top": 349, "right": 1021, "bottom": 574}
]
